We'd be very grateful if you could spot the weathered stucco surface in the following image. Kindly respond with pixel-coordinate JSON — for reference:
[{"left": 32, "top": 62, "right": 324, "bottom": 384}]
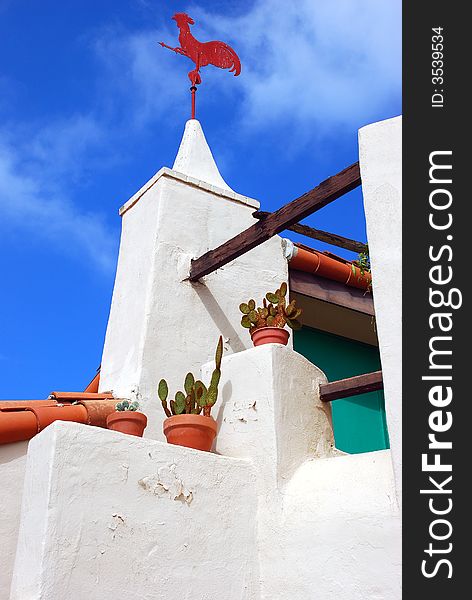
[
  {"left": 10, "top": 344, "right": 400, "bottom": 600},
  {"left": 4, "top": 118, "right": 402, "bottom": 599},
  {"left": 279, "top": 451, "right": 401, "bottom": 599},
  {"left": 359, "top": 116, "right": 402, "bottom": 507},
  {"left": 10, "top": 422, "right": 258, "bottom": 600},
  {"left": 172, "top": 119, "right": 234, "bottom": 191},
  {"left": 99, "top": 120, "right": 288, "bottom": 440},
  {"left": 203, "top": 345, "right": 401, "bottom": 599},
  {"left": 202, "top": 344, "right": 337, "bottom": 490},
  {"left": 0, "top": 441, "right": 28, "bottom": 600}
]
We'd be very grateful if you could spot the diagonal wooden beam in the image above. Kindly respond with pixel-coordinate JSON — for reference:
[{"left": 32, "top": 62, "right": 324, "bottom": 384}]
[
  {"left": 189, "top": 162, "right": 361, "bottom": 281},
  {"left": 252, "top": 210, "right": 365, "bottom": 254},
  {"left": 319, "top": 370, "right": 383, "bottom": 402}
]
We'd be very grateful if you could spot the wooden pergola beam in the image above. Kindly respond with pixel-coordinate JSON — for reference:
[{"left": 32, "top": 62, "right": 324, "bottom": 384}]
[
  {"left": 319, "top": 370, "right": 383, "bottom": 403},
  {"left": 252, "top": 211, "right": 365, "bottom": 254},
  {"left": 189, "top": 162, "right": 361, "bottom": 281},
  {"left": 289, "top": 269, "right": 374, "bottom": 316}
]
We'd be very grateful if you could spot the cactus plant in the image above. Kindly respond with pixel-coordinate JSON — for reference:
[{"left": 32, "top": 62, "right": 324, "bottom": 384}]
[
  {"left": 107, "top": 399, "right": 147, "bottom": 436},
  {"left": 158, "top": 336, "right": 223, "bottom": 418},
  {"left": 351, "top": 244, "right": 371, "bottom": 276},
  {"left": 239, "top": 282, "right": 302, "bottom": 335},
  {"left": 115, "top": 400, "right": 140, "bottom": 412},
  {"left": 351, "top": 244, "right": 372, "bottom": 292}
]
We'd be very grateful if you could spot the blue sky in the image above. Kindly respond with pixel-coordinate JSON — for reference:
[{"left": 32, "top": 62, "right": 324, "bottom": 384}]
[{"left": 0, "top": 0, "right": 401, "bottom": 398}]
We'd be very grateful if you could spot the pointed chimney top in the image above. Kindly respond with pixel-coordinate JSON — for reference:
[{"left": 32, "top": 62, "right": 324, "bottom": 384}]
[{"left": 172, "top": 120, "right": 233, "bottom": 192}]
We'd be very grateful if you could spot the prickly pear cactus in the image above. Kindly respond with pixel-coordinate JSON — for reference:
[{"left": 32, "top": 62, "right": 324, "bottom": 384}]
[
  {"left": 158, "top": 336, "right": 224, "bottom": 418},
  {"left": 158, "top": 379, "right": 171, "bottom": 417},
  {"left": 184, "top": 372, "right": 195, "bottom": 395},
  {"left": 196, "top": 336, "right": 223, "bottom": 416},
  {"left": 239, "top": 283, "right": 302, "bottom": 334}
]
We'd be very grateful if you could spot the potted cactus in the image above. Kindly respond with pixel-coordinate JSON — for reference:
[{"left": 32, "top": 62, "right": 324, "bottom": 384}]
[
  {"left": 158, "top": 336, "right": 223, "bottom": 452},
  {"left": 106, "top": 400, "right": 147, "bottom": 437},
  {"left": 239, "top": 282, "right": 302, "bottom": 346}
]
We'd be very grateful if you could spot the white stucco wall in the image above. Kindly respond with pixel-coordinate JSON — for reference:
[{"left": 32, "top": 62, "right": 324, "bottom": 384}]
[
  {"left": 359, "top": 116, "right": 402, "bottom": 507},
  {"left": 202, "top": 345, "right": 401, "bottom": 600},
  {"left": 10, "top": 346, "right": 401, "bottom": 600},
  {"left": 10, "top": 422, "right": 258, "bottom": 600},
  {"left": 172, "top": 119, "right": 234, "bottom": 192},
  {"left": 0, "top": 442, "right": 28, "bottom": 600},
  {"left": 279, "top": 450, "right": 401, "bottom": 599},
  {"left": 202, "top": 344, "right": 337, "bottom": 491},
  {"left": 100, "top": 121, "right": 288, "bottom": 440},
  {"left": 4, "top": 117, "right": 403, "bottom": 599}
]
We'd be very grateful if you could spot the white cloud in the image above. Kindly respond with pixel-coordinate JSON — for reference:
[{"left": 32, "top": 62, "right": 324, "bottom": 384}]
[
  {"left": 0, "top": 1, "right": 400, "bottom": 274},
  {"left": 94, "top": 25, "right": 189, "bottom": 128},
  {"left": 0, "top": 117, "right": 118, "bottom": 273},
  {"left": 95, "top": 1, "right": 400, "bottom": 142},
  {"left": 26, "top": 116, "right": 108, "bottom": 182},
  {"left": 189, "top": 0, "right": 401, "bottom": 133},
  {"left": 0, "top": 23, "right": 185, "bottom": 275}
]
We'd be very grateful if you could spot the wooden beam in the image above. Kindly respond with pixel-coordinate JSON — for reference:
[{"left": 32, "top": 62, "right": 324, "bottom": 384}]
[
  {"left": 319, "top": 371, "right": 383, "bottom": 402},
  {"left": 289, "top": 269, "right": 374, "bottom": 316},
  {"left": 189, "top": 162, "right": 361, "bottom": 281},
  {"left": 252, "top": 211, "right": 365, "bottom": 254}
]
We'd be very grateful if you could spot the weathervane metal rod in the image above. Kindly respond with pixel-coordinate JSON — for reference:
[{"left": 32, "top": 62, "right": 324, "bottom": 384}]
[{"left": 190, "top": 86, "right": 197, "bottom": 119}]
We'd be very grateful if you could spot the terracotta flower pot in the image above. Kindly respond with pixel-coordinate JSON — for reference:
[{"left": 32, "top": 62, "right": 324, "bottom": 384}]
[
  {"left": 106, "top": 411, "right": 147, "bottom": 437},
  {"left": 163, "top": 414, "right": 217, "bottom": 452},
  {"left": 250, "top": 327, "right": 290, "bottom": 347}
]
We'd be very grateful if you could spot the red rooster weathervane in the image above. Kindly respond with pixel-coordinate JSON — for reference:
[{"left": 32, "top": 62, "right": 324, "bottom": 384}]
[{"left": 160, "top": 13, "right": 241, "bottom": 119}]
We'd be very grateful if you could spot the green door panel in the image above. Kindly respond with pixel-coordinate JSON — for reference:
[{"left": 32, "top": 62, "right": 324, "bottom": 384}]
[{"left": 293, "top": 326, "right": 390, "bottom": 454}]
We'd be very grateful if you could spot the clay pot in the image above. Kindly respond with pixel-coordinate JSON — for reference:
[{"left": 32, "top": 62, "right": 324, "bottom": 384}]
[
  {"left": 251, "top": 327, "right": 290, "bottom": 347},
  {"left": 163, "top": 414, "right": 217, "bottom": 452},
  {"left": 106, "top": 411, "right": 147, "bottom": 437}
]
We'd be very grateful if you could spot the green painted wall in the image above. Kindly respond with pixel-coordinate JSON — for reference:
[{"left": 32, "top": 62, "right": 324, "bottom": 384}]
[{"left": 293, "top": 326, "right": 389, "bottom": 454}]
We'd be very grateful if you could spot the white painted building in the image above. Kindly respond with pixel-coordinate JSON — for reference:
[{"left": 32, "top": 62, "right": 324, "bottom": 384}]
[{"left": 0, "top": 116, "right": 401, "bottom": 599}]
